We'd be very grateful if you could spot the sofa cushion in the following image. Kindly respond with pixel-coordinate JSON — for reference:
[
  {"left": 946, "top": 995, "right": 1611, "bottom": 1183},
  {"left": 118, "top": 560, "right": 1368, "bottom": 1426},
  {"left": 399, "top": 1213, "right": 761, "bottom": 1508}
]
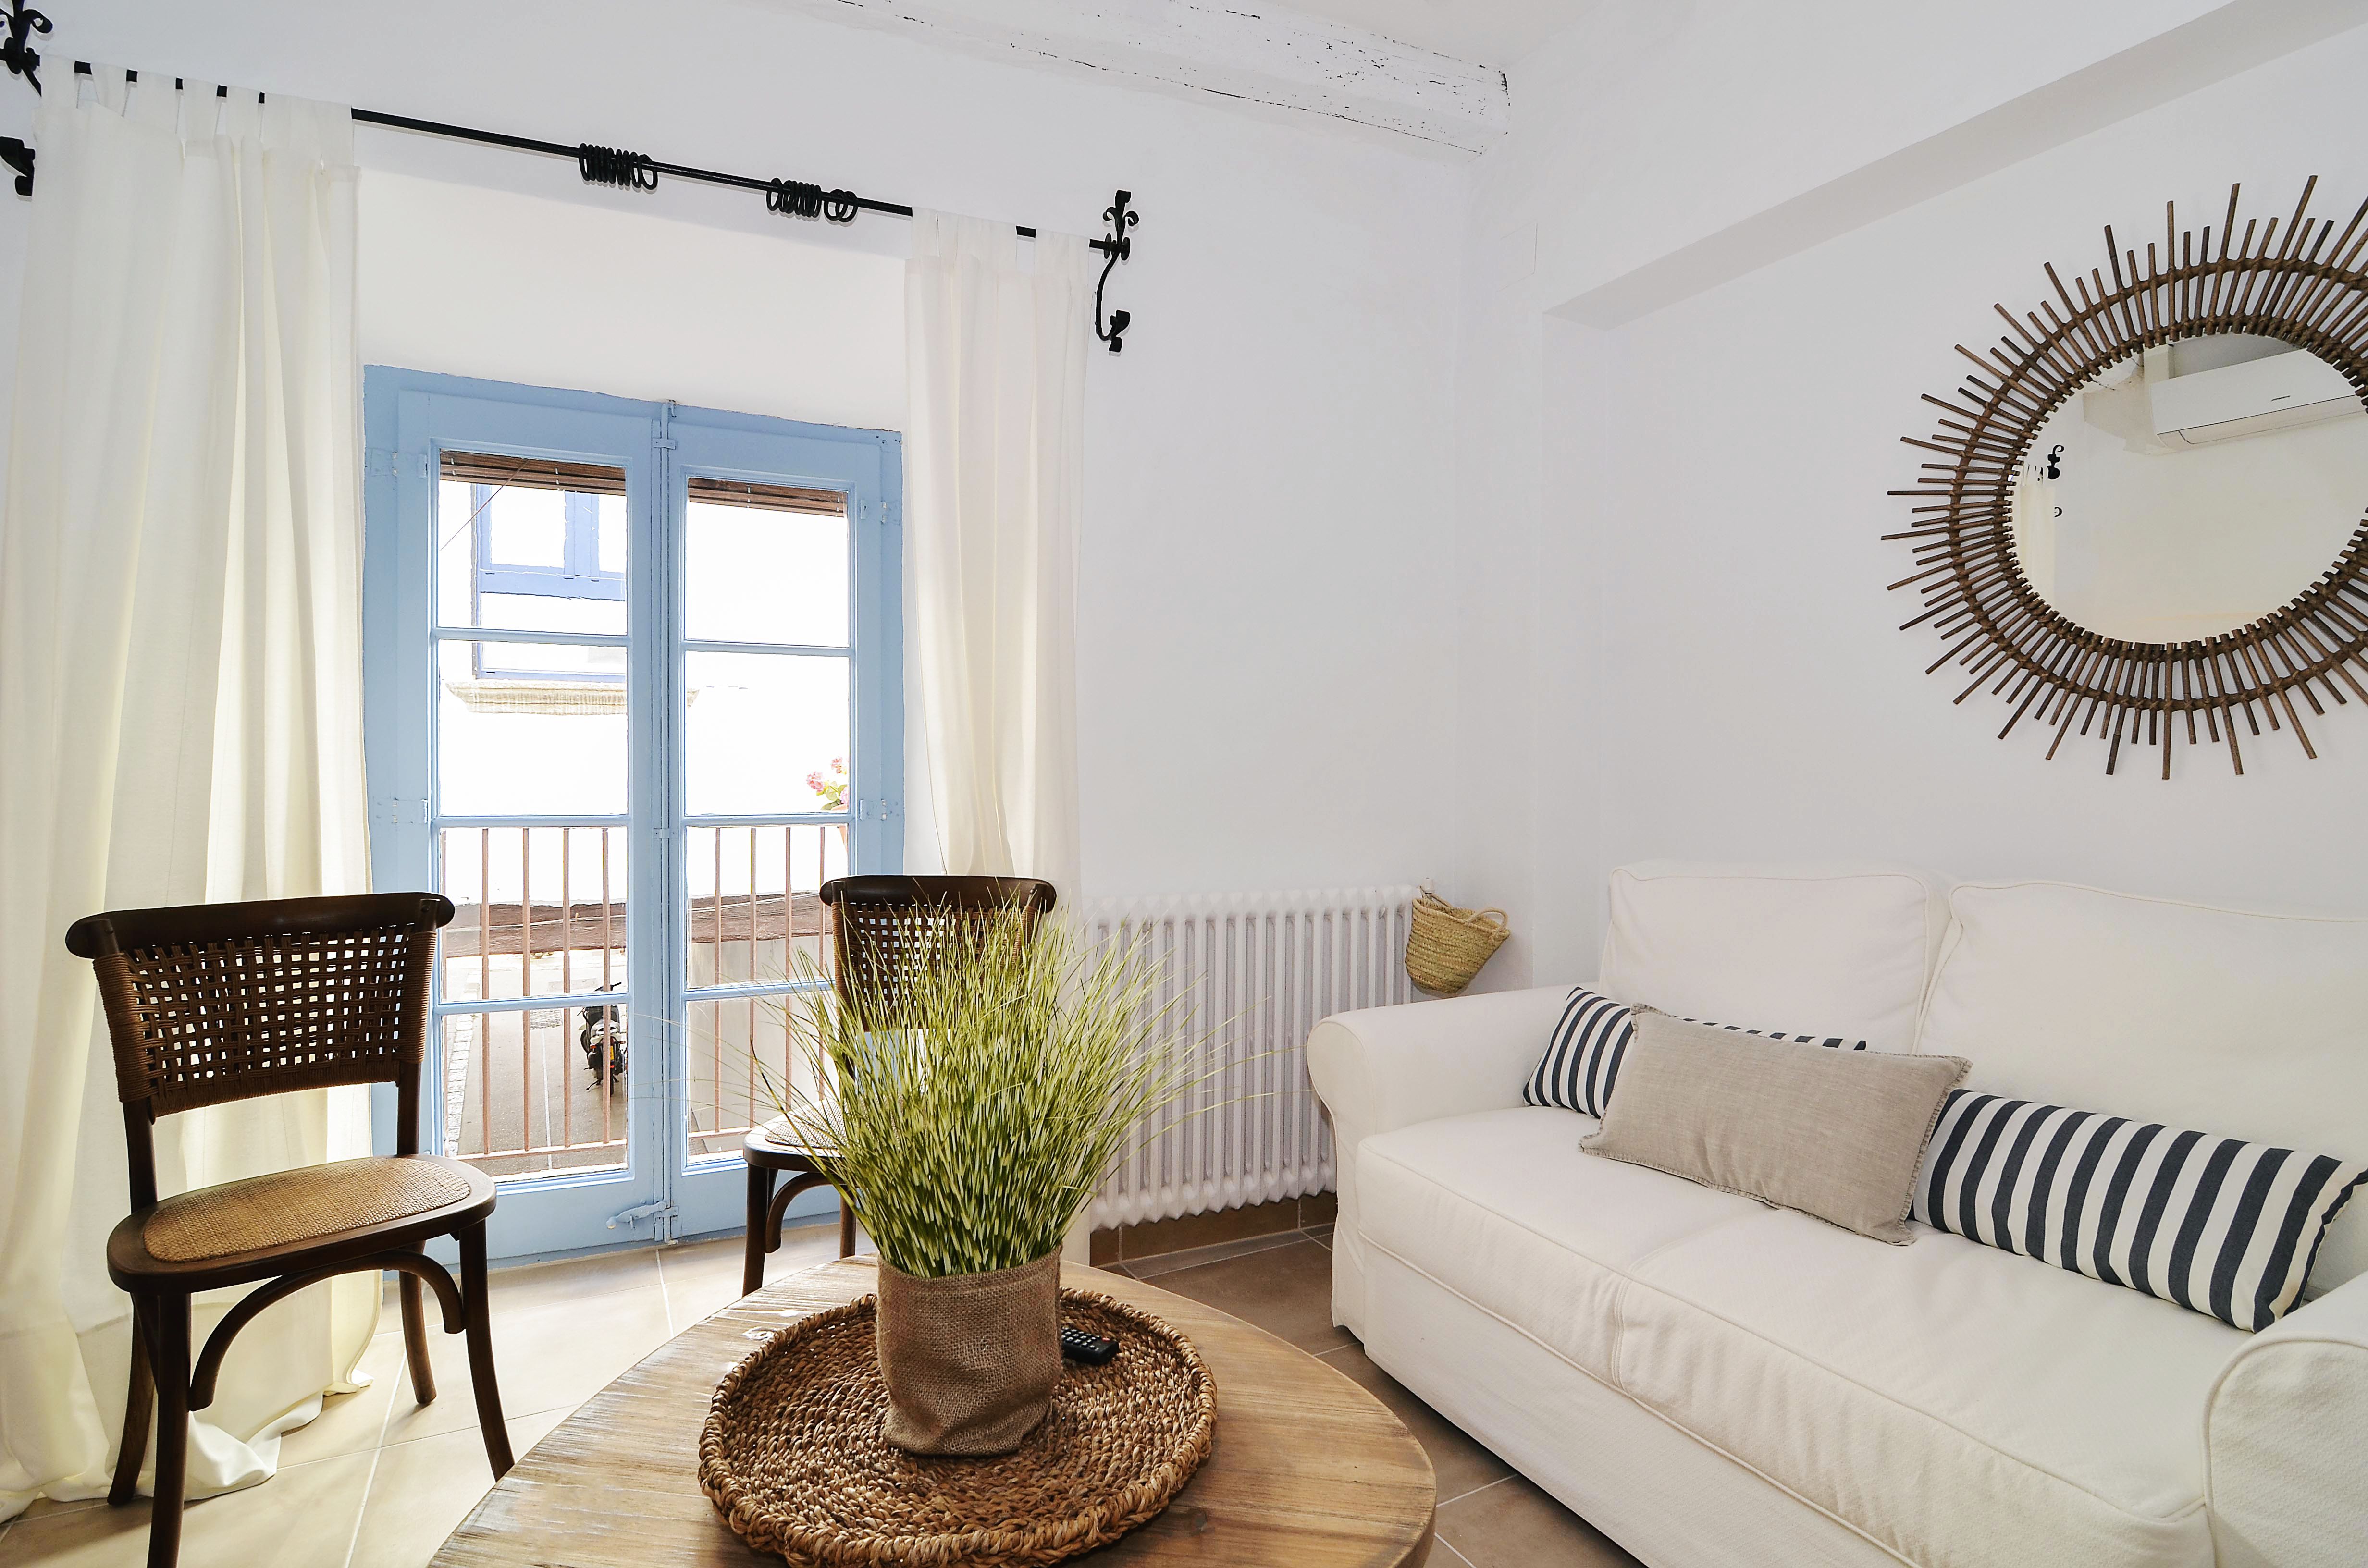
[
  {"left": 1586, "top": 1012, "right": 1966, "bottom": 1243},
  {"left": 1914, "top": 1089, "right": 2368, "bottom": 1331},
  {"left": 1359, "top": 1107, "right": 1770, "bottom": 1382},
  {"left": 1600, "top": 862, "right": 1949, "bottom": 1052},
  {"left": 1625, "top": 1208, "right": 2231, "bottom": 1568},
  {"left": 1359, "top": 1105, "right": 2230, "bottom": 1568},
  {"left": 1522, "top": 983, "right": 1867, "bottom": 1116},
  {"left": 1915, "top": 880, "right": 2368, "bottom": 1292}
]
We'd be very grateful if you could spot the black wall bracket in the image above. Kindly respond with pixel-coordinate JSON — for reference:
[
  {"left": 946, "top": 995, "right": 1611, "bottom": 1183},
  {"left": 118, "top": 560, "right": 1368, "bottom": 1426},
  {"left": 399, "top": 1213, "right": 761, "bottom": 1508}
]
[
  {"left": 1, "top": 0, "right": 47, "bottom": 93},
  {"left": 1092, "top": 188, "right": 1137, "bottom": 354},
  {"left": 0, "top": 0, "right": 48, "bottom": 195}
]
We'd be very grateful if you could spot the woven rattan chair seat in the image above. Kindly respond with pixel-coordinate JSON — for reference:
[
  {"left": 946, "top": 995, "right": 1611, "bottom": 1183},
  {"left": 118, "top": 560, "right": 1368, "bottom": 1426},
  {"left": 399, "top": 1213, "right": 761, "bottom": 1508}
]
[
  {"left": 701, "top": 1286, "right": 1215, "bottom": 1567},
  {"left": 141, "top": 1156, "right": 476, "bottom": 1263},
  {"left": 755, "top": 1117, "right": 837, "bottom": 1158}
]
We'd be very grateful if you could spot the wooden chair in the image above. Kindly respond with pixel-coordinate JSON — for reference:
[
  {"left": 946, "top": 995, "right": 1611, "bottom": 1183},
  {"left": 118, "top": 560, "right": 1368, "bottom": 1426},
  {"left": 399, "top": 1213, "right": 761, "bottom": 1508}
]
[
  {"left": 67, "top": 892, "right": 513, "bottom": 1568},
  {"left": 739, "top": 875, "right": 1057, "bottom": 1294}
]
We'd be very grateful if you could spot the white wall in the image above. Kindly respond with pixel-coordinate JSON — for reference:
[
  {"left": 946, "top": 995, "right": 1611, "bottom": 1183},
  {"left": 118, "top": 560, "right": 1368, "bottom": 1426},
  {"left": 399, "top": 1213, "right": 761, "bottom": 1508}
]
[
  {"left": 0, "top": 0, "right": 1468, "bottom": 902},
  {"left": 1462, "top": 10, "right": 2368, "bottom": 987},
  {"left": 361, "top": 172, "right": 907, "bottom": 432}
]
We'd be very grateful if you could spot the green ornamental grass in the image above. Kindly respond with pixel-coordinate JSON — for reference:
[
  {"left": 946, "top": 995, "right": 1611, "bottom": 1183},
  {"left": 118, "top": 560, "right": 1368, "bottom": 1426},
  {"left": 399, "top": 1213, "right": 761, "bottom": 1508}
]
[{"left": 757, "top": 903, "right": 1209, "bottom": 1280}]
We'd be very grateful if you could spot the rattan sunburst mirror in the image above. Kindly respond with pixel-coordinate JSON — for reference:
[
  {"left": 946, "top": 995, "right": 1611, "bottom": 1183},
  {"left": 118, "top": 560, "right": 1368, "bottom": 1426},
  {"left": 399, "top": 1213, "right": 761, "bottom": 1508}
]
[{"left": 1892, "top": 179, "right": 2368, "bottom": 777}]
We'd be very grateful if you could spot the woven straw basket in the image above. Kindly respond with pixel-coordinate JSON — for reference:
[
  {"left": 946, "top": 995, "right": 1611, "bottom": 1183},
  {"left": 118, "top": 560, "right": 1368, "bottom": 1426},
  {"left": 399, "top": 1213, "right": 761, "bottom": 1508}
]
[{"left": 1406, "top": 888, "right": 1510, "bottom": 996}]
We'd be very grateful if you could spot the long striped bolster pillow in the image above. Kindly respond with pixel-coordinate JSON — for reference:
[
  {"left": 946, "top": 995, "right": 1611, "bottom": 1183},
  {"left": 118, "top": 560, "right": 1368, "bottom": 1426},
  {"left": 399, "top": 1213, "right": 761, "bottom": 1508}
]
[
  {"left": 1915, "top": 1090, "right": 2368, "bottom": 1331},
  {"left": 1522, "top": 985, "right": 1867, "bottom": 1117}
]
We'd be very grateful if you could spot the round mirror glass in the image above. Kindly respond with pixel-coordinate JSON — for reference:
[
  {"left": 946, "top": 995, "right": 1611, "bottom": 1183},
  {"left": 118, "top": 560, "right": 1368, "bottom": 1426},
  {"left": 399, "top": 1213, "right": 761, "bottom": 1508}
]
[{"left": 2009, "top": 333, "right": 2368, "bottom": 643}]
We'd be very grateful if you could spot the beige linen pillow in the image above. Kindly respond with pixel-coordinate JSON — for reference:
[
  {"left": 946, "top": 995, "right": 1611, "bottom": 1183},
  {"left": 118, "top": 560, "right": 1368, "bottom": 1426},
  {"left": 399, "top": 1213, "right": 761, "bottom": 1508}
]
[{"left": 1582, "top": 1009, "right": 1968, "bottom": 1243}]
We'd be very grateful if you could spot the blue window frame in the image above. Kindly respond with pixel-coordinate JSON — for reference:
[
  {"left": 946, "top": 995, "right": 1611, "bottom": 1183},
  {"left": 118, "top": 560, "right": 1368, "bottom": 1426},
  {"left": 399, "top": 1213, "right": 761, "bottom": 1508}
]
[{"left": 362, "top": 367, "right": 903, "bottom": 1259}]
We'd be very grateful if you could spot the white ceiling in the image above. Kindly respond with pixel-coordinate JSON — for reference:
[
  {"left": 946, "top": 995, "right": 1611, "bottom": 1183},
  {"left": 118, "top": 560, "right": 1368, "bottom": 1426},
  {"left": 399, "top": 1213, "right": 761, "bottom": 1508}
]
[
  {"left": 762, "top": 0, "right": 1517, "bottom": 151},
  {"left": 1272, "top": 0, "right": 1594, "bottom": 67}
]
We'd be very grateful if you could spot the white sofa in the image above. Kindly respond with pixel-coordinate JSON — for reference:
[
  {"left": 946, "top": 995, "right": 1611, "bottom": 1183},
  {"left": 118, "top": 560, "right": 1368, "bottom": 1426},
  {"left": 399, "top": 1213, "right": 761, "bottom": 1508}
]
[{"left": 1307, "top": 862, "right": 2368, "bottom": 1568}]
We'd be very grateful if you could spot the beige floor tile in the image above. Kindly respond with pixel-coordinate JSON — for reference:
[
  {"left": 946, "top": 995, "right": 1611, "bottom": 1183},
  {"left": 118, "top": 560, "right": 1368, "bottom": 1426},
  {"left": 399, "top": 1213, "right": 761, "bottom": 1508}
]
[
  {"left": 721, "top": 1219, "right": 870, "bottom": 1296},
  {"left": 2, "top": 1448, "right": 374, "bottom": 1568},
  {"left": 1316, "top": 1344, "right": 1512, "bottom": 1501},
  {"left": 1135, "top": 1238, "right": 1353, "bottom": 1352},
  {"left": 658, "top": 1263, "right": 749, "bottom": 1331},
  {"left": 379, "top": 1283, "right": 673, "bottom": 1446},
  {"left": 345, "top": 1409, "right": 567, "bottom": 1568},
  {"left": 1120, "top": 1230, "right": 1303, "bottom": 1279},
  {"left": 653, "top": 1233, "right": 759, "bottom": 1326},
  {"left": 482, "top": 1245, "right": 661, "bottom": 1313},
  {"left": 8, "top": 1493, "right": 109, "bottom": 1523},
  {"left": 1434, "top": 1475, "right": 1643, "bottom": 1568},
  {"left": 276, "top": 1329, "right": 407, "bottom": 1468}
]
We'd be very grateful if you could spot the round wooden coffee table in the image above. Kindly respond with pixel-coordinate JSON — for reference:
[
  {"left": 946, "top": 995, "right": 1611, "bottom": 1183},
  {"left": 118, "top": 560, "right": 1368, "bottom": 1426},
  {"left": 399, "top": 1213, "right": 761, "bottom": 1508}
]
[{"left": 432, "top": 1256, "right": 1434, "bottom": 1567}]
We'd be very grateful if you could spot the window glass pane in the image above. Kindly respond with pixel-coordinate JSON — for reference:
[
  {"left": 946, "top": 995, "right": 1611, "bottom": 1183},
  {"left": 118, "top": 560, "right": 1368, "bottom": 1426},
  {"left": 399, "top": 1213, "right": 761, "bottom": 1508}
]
[
  {"left": 684, "top": 822, "right": 845, "bottom": 989},
  {"left": 435, "top": 825, "right": 629, "bottom": 1182},
  {"left": 440, "top": 1009, "right": 627, "bottom": 1179},
  {"left": 438, "top": 641, "right": 626, "bottom": 815},
  {"left": 596, "top": 499, "right": 627, "bottom": 574},
  {"left": 437, "top": 453, "right": 628, "bottom": 635},
  {"left": 684, "top": 991, "right": 823, "bottom": 1163},
  {"left": 474, "top": 597, "right": 628, "bottom": 642},
  {"left": 685, "top": 482, "right": 848, "bottom": 647},
  {"left": 438, "top": 825, "right": 628, "bottom": 1002},
  {"left": 488, "top": 487, "right": 566, "bottom": 565},
  {"left": 683, "top": 651, "right": 848, "bottom": 816}
]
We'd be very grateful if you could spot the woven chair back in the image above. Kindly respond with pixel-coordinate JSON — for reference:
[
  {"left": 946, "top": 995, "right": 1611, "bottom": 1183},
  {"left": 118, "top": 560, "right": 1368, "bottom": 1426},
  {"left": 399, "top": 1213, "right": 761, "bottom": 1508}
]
[
  {"left": 818, "top": 876, "right": 1056, "bottom": 1024},
  {"left": 66, "top": 893, "right": 455, "bottom": 1117}
]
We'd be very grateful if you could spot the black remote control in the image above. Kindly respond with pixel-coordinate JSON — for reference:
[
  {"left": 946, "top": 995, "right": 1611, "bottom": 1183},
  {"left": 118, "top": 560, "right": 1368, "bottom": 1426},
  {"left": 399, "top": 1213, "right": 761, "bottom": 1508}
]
[{"left": 1061, "top": 1323, "right": 1119, "bottom": 1365}]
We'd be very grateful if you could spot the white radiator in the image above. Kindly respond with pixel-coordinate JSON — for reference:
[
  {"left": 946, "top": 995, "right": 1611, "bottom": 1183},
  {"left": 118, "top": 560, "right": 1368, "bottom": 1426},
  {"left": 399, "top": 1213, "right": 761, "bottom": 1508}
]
[{"left": 1079, "top": 886, "right": 1418, "bottom": 1231}]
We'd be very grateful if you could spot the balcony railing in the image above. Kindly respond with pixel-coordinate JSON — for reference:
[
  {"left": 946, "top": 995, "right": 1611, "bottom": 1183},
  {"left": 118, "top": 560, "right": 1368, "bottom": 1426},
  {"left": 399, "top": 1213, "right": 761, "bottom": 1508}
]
[{"left": 433, "top": 820, "right": 846, "bottom": 1180}]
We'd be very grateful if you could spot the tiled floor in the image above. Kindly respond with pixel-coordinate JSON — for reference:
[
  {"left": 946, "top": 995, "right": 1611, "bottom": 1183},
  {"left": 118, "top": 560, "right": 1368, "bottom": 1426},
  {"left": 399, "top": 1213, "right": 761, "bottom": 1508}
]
[{"left": 1, "top": 1223, "right": 1640, "bottom": 1568}]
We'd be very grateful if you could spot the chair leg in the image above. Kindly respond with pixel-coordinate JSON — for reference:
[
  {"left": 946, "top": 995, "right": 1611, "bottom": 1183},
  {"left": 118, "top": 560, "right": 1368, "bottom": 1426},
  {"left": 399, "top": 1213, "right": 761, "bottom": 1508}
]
[
  {"left": 109, "top": 1301, "right": 153, "bottom": 1507},
  {"left": 838, "top": 1190, "right": 856, "bottom": 1259},
  {"left": 397, "top": 1270, "right": 439, "bottom": 1404},
  {"left": 458, "top": 1222, "right": 515, "bottom": 1479},
  {"left": 147, "top": 1293, "right": 191, "bottom": 1568},
  {"left": 743, "top": 1163, "right": 774, "bottom": 1296}
]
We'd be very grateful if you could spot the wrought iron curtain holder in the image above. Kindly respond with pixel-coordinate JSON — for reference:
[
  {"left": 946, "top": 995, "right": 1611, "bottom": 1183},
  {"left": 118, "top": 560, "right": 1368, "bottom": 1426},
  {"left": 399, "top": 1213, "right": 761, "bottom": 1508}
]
[
  {"left": 0, "top": 0, "right": 46, "bottom": 195},
  {"left": 0, "top": 4, "right": 1138, "bottom": 348},
  {"left": 1092, "top": 190, "right": 1137, "bottom": 354}
]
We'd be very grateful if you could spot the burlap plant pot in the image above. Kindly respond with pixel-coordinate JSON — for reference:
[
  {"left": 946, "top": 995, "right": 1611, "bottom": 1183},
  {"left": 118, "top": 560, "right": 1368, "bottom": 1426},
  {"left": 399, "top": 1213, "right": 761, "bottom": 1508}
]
[{"left": 874, "top": 1250, "right": 1062, "bottom": 1455}]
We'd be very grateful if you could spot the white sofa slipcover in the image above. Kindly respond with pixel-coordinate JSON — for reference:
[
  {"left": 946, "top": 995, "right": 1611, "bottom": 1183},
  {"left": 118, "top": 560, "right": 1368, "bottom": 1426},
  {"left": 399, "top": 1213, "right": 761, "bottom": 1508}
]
[
  {"left": 1916, "top": 880, "right": 2368, "bottom": 1292},
  {"left": 1306, "top": 864, "right": 2368, "bottom": 1568},
  {"left": 1601, "top": 861, "right": 1950, "bottom": 1052}
]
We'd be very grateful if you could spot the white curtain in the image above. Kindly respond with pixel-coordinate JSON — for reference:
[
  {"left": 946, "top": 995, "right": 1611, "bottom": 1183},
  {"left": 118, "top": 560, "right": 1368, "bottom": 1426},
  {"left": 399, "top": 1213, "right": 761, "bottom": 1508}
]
[
  {"left": 903, "top": 212, "right": 1088, "bottom": 894},
  {"left": 0, "top": 67, "right": 374, "bottom": 1518}
]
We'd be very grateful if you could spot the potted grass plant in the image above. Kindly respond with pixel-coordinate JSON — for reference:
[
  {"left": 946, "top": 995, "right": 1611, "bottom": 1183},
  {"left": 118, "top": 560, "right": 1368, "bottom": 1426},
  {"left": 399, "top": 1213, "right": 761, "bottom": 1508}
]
[{"left": 757, "top": 901, "right": 1201, "bottom": 1456}]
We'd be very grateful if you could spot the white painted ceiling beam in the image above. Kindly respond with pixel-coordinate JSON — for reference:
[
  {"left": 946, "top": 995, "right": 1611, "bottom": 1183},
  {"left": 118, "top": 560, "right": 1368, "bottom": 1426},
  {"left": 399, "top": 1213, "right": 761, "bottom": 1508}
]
[{"left": 768, "top": 0, "right": 1509, "bottom": 153}]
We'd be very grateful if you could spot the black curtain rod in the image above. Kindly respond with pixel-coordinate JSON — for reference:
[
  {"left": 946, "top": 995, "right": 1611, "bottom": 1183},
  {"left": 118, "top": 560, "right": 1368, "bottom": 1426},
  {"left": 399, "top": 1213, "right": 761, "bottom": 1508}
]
[
  {"left": 70, "top": 60, "right": 1029, "bottom": 235},
  {"left": 0, "top": 20, "right": 1138, "bottom": 351}
]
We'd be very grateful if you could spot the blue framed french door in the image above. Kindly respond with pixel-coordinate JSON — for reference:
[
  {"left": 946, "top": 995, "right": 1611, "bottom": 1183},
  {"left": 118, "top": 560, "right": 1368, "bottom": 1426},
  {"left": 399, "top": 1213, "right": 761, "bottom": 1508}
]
[{"left": 362, "top": 368, "right": 901, "bottom": 1259}]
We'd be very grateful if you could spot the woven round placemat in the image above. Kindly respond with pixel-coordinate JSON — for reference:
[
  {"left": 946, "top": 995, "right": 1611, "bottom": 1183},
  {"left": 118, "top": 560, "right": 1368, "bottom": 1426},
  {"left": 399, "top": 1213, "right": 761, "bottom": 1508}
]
[{"left": 700, "top": 1288, "right": 1216, "bottom": 1568}]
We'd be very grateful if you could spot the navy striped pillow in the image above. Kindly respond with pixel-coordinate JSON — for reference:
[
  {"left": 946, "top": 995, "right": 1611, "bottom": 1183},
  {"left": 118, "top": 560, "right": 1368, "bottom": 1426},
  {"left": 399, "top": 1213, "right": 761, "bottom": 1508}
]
[
  {"left": 1914, "top": 1090, "right": 2368, "bottom": 1331},
  {"left": 1522, "top": 986, "right": 1867, "bottom": 1117}
]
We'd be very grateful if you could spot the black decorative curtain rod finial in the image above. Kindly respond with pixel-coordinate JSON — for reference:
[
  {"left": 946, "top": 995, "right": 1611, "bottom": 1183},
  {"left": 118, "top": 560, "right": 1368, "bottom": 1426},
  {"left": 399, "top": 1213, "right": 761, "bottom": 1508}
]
[
  {"left": 1, "top": 0, "right": 50, "bottom": 94},
  {"left": 1091, "top": 188, "right": 1137, "bottom": 354}
]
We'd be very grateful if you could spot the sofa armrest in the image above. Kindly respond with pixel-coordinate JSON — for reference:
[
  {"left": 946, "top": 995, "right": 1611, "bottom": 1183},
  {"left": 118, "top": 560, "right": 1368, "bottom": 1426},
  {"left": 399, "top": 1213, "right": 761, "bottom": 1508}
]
[
  {"left": 2205, "top": 1269, "right": 2368, "bottom": 1567},
  {"left": 1307, "top": 985, "right": 1572, "bottom": 1144},
  {"left": 1307, "top": 985, "right": 1570, "bottom": 1336}
]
